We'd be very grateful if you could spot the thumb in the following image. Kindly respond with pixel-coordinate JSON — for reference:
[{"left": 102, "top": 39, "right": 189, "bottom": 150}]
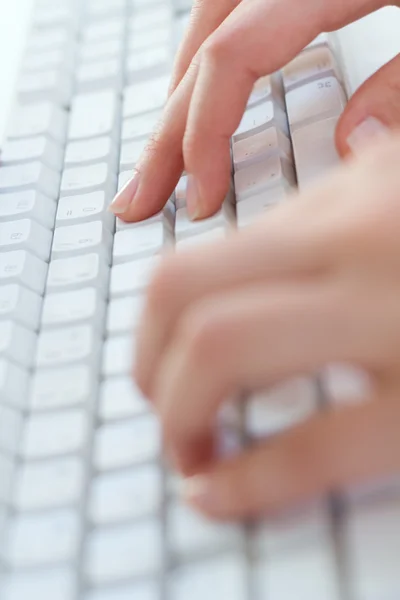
[{"left": 336, "top": 53, "right": 400, "bottom": 155}]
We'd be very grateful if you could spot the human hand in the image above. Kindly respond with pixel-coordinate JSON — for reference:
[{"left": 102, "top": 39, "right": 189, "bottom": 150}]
[
  {"left": 110, "top": 0, "right": 400, "bottom": 222},
  {"left": 134, "top": 134, "right": 400, "bottom": 520}
]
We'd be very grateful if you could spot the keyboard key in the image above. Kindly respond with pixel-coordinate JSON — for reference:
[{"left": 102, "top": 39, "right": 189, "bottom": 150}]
[
  {"left": 60, "top": 163, "right": 116, "bottom": 196},
  {"left": 0, "top": 453, "right": 13, "bottom": 504},
  {"left": 14, "top": 457, "right": 85, "bottom": 511},
  {"left": 65, "top": 137, "right": 117, "bottom": 167},
  {"left": 283, "top": 46, "right": 339, "bottom": 91},
  {"left": 0, "top": 191, "right": 57, "bottom": 230},
  {"left": 120, "top": 138, "right": 147, "bottom": 170},
  {"left": 0, "top": 250, "right": 47, "bottom": 295},
  {"left": 86, "top": 581, "right": 159, "bottom": 600},
  {"left": 232, "top": 127, "right": 292, "bottom": 171},
  {"left": 113, "top": 221, "right": 171, "bottom": 263},
  {"left": 176, "top": 228, "right": 227, "bottom": 250},
  {"left": 107, "top": 295, "right": 145, "bottom": 335},
  {"left": 69, "top": 90, "right": 119, "bottom": 140},
  {"left": 84, "top": 17, "right": 125, "bottom": 43},
  {"left": 236, "top": 186, "right": 287, "bottom": 228},
  {"left": 36, "top": 325, "right": 101, "bottom": 368},
  {"left": 111, "top": 257, "right": 160, "bottom": 297},
  {"left": 1, "top": 569, "right": 76, "bottom": 600},
  {"left": 126, "top": 46, "right": 171, "bottom": 83},
  {"left": 100, "top": 377, "right": 148, "bottom": 422},
  {"left": 248, "top": 74, "right": 284, "bottom": 108},
  {"left": 122, "top": 110, "right": 161, "bottom": 141},
  {"left": 42, "top": 288, "right": 106, "bottom": 330},
  {"left": 175, "top": 203, "right": 234, "bottom": 242},
  {"left": 123, "top": 75, "right": 169, "bottom": 118},
  {"left": 56, "top": 191, "right": 115, "bottom": 231},
  {"left": 235, "top": 155, "right": 295, "bottom": 202},
  {"left": 128, "top": 25, "right": 171, "bottom": 52},
  {"left": 0, "top": 405, "right": 22, "bottom": 455},
  {"left": 5, "top": 510, "right": 80, "bottom": 568},
  {"left": 78, "top": 57, "right": 123, "bottom": 91},
  {"left": 0, "top": 321, "right": 36, "bottom": 369},
  {"left": 23, "top": 45, "right": 74, "bottom": 72},
  {"left": 0, "top": 219, "right": 52, "bottom": 261},
  {"left": 17, "top": 68, "right": 73, "bottom": 107},
  {"left": 52, "top": 221, "right": 113, "bottom": 264},
  {"left": 7, "top": 102, "right": 67, "bottom": 143},
  {"left": 89, "top": 464, "right": 163, "bottom": 525},
  {"left": 0, "top": 162, "right": 61, "bottom": 200},
  {"left": 234, "top": 100, "right": 288, "bottom": 141},
  {"left": 94, "top": 415, "right": 160, "bottom": 471},
  {"left": 85, "top": 520, "right": 163, "bottom": 585},
  {"left": 31, "top": 366, "right": 95, "bottom": 410},
  {"left": 80, "top": 38, "right": 124, "bottom": 62},
  {"left": 286, "top": 76, "right": 346, "bottom": 128},
  {"left": 22, "top": 410, "right": 88, "bottom": 459},
  {"left": 247, "top": 378, "right": 318, "bottom": 439},
  {"left": 0, "top": 284, "right": 41, "bottom": 330},
  {"left": 169, "top": 555, "right": 247, "bottom": 600},
  {"left": 47, "top": 254, "right": 109, "bottom": 294},
  {"left": 1, "top": 136, "right": 64, "bottom": 171},
  {"left": 168, "top": 502, "right": 243, "bottom": 560},
  {"left": 0, "top": 360, "right": 29, "bottom": 407},
  {"left": 130, "top": 6, "right": 173, "bottom": 31},
  {"left": 102, "top": 336, "right": 135, "bottom": 377}
]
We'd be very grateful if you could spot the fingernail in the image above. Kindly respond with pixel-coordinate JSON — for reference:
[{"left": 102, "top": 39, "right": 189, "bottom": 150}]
[
  {"left": 347, "top": 117, "right": 390, "bottom": 154},
  {"left": 109, "top": 172, "right": 140, "bottom": 215},
  {"left": 182, "top": 475, "right": 216, "bottom": 512},
  {"left": 186, "top": 174, "right": 202, "bottom": 221}
]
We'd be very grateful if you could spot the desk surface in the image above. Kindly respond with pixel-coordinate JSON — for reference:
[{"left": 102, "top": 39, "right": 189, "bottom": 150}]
[{"left": 0, "top": 2, "right": 399, "bottom": 145}]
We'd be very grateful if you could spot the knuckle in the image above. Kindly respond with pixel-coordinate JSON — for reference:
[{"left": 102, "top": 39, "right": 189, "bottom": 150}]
[{"left": 201, "top": 32, "right": 231, "bottom": 65}]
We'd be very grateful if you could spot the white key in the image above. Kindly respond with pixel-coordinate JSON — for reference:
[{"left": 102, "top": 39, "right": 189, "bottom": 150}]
[
  {"left": 170, "top": 555, "right": 247, "bottom": 600},
  {"left": 33, "top": 4, "right": 79, "bottom": 29},
  {"left": 7, "top": 102, "right": 67, "bottom": 143},
  {"left": 5, "top": 511, "right": 80, "bottom": 568},
  {"left": 14, "top": 457, "right": 85, "bottom": 511},
  {"left": 94, "top": 415, "right": 160, "bottom": 471},
  {"left": 90, "top": 464, "right": 163, "bottom": 525},
  {"left": 102, "top": 336, "right": 136, "bottom": 378},
  {"left": 0, "top": 219, "right": 52, "bottom": 261},
  {"left": 291, "top": 116, "right": 341, "bottom": 188},
  {"left": 36, "top": 325, "right": 100, "bottom": 368},
  {"left": 81, "top": 38, "right": 123, "bottom": 62},
  {"left": 236, "top": 186, "right": 288, "bottom": 228},
  {"left": 107, "top": 295, "right": 144, "bottom": 335},
  {"left": 286, "top": 76, "right": 346, "bottom": 128},
  {"left": 0, "top": 404, "right": 22, "bottom": 455},
  {"left": 85, "top": 520, "right": 163, "bottom": 585},
  {"left": 77, "top": 58, "right": 123, "bottom": 92},
  {"left": 0, "top": 452, "right": 13, "bottom": 504},
  {"left": 168, "top": 502, "right": 243, "bottom": 560},
  {"left": 175, "top": 203, "right": 234, "bottom": 242},
  {"left": 86, "top": 581, "right": 159, "bottom": 600},
  {"left": 17, "top": 69, "right": 73, "bottom": 107},
  {"left": 1, "top": 136, "right": 64, "bottom": 171},
  {"left": 247, "top": 378, "right": 318, "bottom": 439},
  {"left": 232, "top": 127, "right": 292, "bottom": 171},
  {"left": 0, "top": 284, "right": 41, "bottom": 330},
  {"left": 126, "top": 46, "right": 171, "bottom": 82},
  {"left": 124, "top": 75, "right": 170, "bottom": 118},
  {"left": 86, "top": 0, "right": 126, "bottom": 19},
  {"left": 345, "top": 496, "right": 400, "bottom": 600},
  {"left": 307, "top": 33, "right": 331, "bottom": 49},
  {"left": 122, "top": 110, "right": 161, "bottom": 141},
  {"left": 128, "top": 25, "right": 171, "bottom": 52},
  {"left": 0, "top": 191, "right": 56, "bottom": 230},
  {"left": 27, "top": 28, "right": 72, "bottom": 53},
  {"left": 120, "top": 138, "right": 147, "bottom": 169},
  {"left": 235, "top": 155, "right": 295, "bottom": 202},
  {"left": 47, "top": 253, "right": 109, "bottom": 295},
  {"left": 22, "top": 410, "right": 88, "bottom": 459},
  {"left": 69, "top": 90, "right": 119, "bottom": 140},
  {"left": 0, "top": 162, "right": 61, "bottom": 200},
  {"left": 0, "top": 321, "right": 36, "bottom": 369},
  {"left": 248, "top": 74, "right": 284, "bottom": 108},
  {"left": 113, "top": 222, "right": 170, "bottom": 263},
  {"left": 60, "top": 163, "right": 116, "bottom": 196},
  {"left": 23, "top": 45, "right": 74, "bottom": 72},
  {"left": 234, "top": 101, "right": 288, "bottom": 141},
  {"left": 84, "top": 18, "right": 125, "bottom": 43},
  {"left": 0, "top": 250, "right": 47, "bottom": 295},
  {"left": 31, "top": 366, "right": 95, "bottom": 410},
  {"left": 283, "top": 46, "right": 338, "bottom": 91},
  {"left": 131, "top": 6, "right": 173, "bottom": 30},
  {"left": 65, "top": 137, "right": 117, "bottom": 167},
  {"left": 42, "top": 288, "right": 106, "bottom": 330},
  {"left": 176, "top": 228, "right": 227, "bottom": 250},
  {"left": 0, "top": 360, "right": 29, "bottom": 407},
  {"left": 1, "top": 569, "right": 76, "bottom": 600},
  {"left": 52, "top": 221, "right": 113, "bottom": 264},
  {"left": 111, "top": 257, "right": 160, "bottom": 297},
  {"left": 56, "top": 191, "right": 114, "bottom": 231},
  {"left": 100, "top": 377, "right": 148, "bottom": 422}
]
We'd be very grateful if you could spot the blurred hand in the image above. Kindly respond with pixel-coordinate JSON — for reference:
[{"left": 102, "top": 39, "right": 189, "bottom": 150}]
[
  {"left": 135, "top": 134, "right": 400, "bottom": 520},
  {"left": 110, "top": 0, "right": 400, "bottom": 222}
]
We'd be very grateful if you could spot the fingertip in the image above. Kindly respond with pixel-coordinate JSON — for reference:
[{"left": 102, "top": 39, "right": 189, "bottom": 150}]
[{"left": 109, "top": 172, "right": 140, "bottom": 216}]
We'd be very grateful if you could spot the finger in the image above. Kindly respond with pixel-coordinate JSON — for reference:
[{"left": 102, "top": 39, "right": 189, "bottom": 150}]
[
  {"left": 155, "top": 281, "right": 372, "bottom": 474},
  {"left": 169, "top": 0, "right": 239, "bottom": 94},
  {"left": 109, "top": 64, "right": 198, "bottom": 221},
  {"left": 182, "top": 394, "right": 400, "bottom": 519},
  {"left": 182, "top": 0, "right": 394, "bottom": 218},
  {"left": 337, "top": 53, "right": 400, "bottom": 155}
]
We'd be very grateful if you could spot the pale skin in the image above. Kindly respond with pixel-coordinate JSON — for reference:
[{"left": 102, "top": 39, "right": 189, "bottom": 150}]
[{"left": 111, "top": 0, "right": 400, "bottom": 519}]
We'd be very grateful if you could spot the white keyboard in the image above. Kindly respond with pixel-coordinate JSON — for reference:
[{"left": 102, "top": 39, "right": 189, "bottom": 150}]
[{"left": 1, "top": 1, "right": 400, "bottom": 599}]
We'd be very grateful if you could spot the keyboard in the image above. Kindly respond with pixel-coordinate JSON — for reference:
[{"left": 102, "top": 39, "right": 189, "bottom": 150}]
[{"left": 1, "top": 0, "right": 400, "bottom": 598}]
